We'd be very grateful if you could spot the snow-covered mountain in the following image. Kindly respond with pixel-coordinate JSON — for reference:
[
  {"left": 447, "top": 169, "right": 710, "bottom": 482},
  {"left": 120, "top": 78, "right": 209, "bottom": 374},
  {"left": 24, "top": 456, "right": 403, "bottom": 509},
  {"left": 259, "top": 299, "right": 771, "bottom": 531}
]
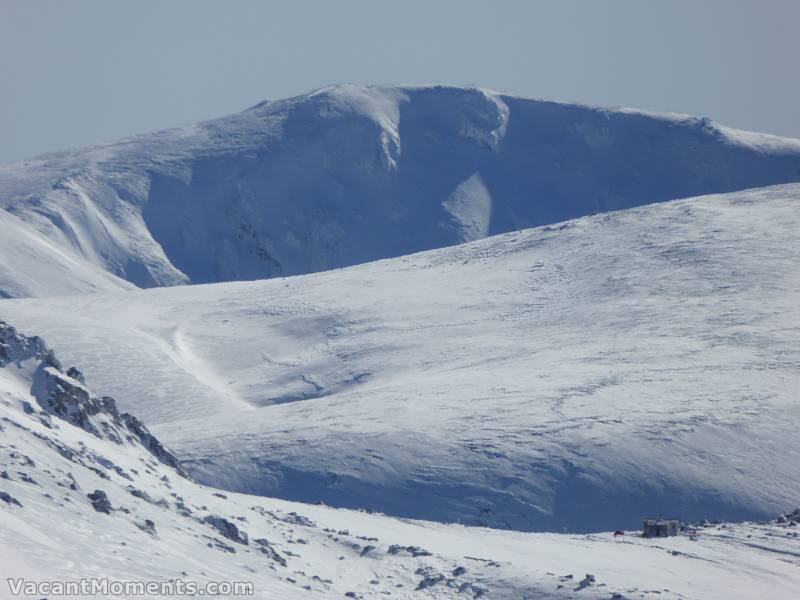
[
  {"left": 2, "top": 84, "right": 800, "bottom": 297},
  {"left": 0, "top": 208, "right": 133, "bottom": 298},
  {"left": 4, "top": 184, "right": 798, "bottom": 535},
  {"left": 2, "top": 320, "right": 799, "bottom": 600}
]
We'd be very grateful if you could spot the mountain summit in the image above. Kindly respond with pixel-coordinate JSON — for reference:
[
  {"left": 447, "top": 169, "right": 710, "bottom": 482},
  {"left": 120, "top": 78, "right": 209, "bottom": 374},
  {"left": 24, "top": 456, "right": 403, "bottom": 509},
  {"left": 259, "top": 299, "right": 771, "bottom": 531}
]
[{"left": 2, "top": 84, "right": 800, "bottom": 297}]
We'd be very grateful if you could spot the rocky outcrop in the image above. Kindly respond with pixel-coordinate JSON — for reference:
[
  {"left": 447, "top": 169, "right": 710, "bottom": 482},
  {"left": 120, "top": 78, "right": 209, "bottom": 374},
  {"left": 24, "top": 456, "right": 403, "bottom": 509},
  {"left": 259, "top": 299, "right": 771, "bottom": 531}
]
[
  {"left": 0, "top": 321, "right": 49, "bottom": 365},
  {"left": 0, "top": 320, "right": 187, "bottom": 477},
  {"left": 87, "top": 489, "right": 112, "bottom": 514},
  {"left": 120, "top": 413, "right": 187, "bottom": 477},
  {"left": 0, "top": 491, "right": 23, "bottom": 507},
  {"left": 776, "top": 508, "right": 800, "bottom": 526},
  {"left": 203, "top": 514, "right": 249, "bottom": 545}
]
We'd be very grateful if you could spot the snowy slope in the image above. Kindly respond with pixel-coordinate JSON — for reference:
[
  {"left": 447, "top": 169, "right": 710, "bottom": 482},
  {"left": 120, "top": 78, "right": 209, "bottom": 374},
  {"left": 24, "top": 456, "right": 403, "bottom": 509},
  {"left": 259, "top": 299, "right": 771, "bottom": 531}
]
[
  {"left": 3, "top": 184, "right": 798, "bottom": 533},
  {"left": 2, "top": 84, "right": 800, "bottom": 296},
  {"left": 0, "top": 207, "right": 133, "bottom": 298},
  {"left": 2, "top": 320, "right": 799, "bottom": 600}
]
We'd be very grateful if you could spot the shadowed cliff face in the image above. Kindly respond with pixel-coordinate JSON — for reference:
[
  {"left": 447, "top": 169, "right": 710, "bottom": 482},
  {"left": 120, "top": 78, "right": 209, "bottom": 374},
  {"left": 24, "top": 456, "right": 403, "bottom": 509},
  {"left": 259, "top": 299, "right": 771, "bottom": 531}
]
[{"left": 2, "top": 84, "right": 800, "bottom": 296}]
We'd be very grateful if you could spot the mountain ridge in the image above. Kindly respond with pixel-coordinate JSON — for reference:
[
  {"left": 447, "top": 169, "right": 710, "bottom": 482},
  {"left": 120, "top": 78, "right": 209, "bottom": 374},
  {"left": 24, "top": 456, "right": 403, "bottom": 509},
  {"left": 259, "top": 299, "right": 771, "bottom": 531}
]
[{"left": 2, "top": 84, "right": 800, "bottom": 297}]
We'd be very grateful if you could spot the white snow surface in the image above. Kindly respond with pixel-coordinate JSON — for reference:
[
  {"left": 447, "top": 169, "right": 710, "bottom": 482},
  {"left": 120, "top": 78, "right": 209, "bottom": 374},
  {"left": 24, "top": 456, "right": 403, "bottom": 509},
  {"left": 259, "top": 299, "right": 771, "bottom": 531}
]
[
  {"left": 1, "top": 321, "right": 798, "bottom": 600},
  {"left": 0, "top": 206, "right": 133, "bottom": 298},
  {"left": 2, "top": 84, "right": 800, "bottom": 297},
  {"left": 3, "top": 184, "right": 798, "bottom": 533}
]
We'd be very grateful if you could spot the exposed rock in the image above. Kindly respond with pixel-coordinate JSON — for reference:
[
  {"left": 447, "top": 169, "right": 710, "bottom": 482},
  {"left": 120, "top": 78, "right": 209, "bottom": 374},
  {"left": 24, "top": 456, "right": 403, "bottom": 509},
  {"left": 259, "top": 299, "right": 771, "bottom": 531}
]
[
  {"left": 121, "top": 413, "right": 187, "bottom": 477},
  {"left": 66, "top": 367, "right": 86, "bottom": 385},
  {"left": 136, "top": 519, "right": 157, "bottom": 536},
  {"left": 415, "top": 566, "right": 445, "bottom": 591},
  {"left": 206, "top": 538, "right": 237, "bottom": 554},
  {"left": 9, "top": 451, "right": 35, "bottom": 467},
  {"left": 128, "top": 485, "right": 169, "bottom": 508},
  {"left": 388, "top": 544, "right": 432, "bottom": 557},
  {"left": 575, "top": 573, "right": 596, "bottom": 591},
  {"left": 33, "top": 361, "right": 109, "bottom": 438},
  {"left": 0, "top": 491, "right": 22, "bottom": 507},
  {"left": 203, "top": 515, "right": 248, "bottom": 545},
  {"left": 175, "top": 499, "right": 193, "bottom": 517},
  {"left": 17, "top": 471, "right": 38, "bottom": 485},
  {"left": 87, "top": 489, "right": 112, "bottom": 514},
  {"left": 1, "top": 320, "right": 187, "bottom": 476},
  {"left": 776, "top": 509, "right": 800, "bottom": 525},
  {"left": 253, "top": 538, "right": 287, "bottom": 567}
]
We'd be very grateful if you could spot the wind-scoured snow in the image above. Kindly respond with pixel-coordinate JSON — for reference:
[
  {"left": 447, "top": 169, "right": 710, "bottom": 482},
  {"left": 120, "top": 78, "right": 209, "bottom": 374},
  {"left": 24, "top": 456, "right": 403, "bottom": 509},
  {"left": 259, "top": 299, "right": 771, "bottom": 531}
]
[
  {"left": 3, "top": 184, "right": 798, "bottom": 533},
  {"left": 2, "top": 84, "right": 800, "bottom": 297}
]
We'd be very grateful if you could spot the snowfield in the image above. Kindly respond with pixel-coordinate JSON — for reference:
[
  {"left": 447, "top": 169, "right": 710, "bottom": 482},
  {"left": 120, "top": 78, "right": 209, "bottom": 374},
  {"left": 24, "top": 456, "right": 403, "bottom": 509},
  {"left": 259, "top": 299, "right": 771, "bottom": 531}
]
[
  {"left": 2, "top": 83, "right": 800, "bottom": 597},
  {"left": 1, "top": 320, "right": 798, "bottom": 600},
  {"left": 2, "top": 84, "right": 800, "bottom": 297},
  {"left": 3, "top": 184, "right": 799, "bottom": 534}
]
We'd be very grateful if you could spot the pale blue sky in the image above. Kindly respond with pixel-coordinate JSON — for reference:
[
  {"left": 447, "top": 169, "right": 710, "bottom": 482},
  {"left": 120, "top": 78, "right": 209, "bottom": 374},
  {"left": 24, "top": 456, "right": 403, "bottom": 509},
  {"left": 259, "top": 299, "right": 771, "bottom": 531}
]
[{"left": 1, "top": 0, "right": 798, "bottom": 162}]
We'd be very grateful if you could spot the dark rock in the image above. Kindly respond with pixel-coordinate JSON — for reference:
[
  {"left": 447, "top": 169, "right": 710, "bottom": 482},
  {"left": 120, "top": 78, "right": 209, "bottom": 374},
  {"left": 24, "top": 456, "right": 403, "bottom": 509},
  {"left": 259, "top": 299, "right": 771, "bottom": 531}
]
[
  {"left": 388, "top": 544, "right": 432, "bottom": 557},
  {"left": 17, "top": 472, "right": 38, "bottom": 485},
  {"left": 87, "top": 489, "right": 112, "bottom": 514},
  {"left": 286, "top": 511, "right": 316, "bottom": 527},
  {"left": 127, "top": 486, "right": 169, "bottom": 508},
  {"left": 203, "top": 515, "right": 248, "bottom": 545},
  {"left": 0, "top": 491, "right": 22, "bottom": 507},
  {"left": 10, "top": 451, "right": 35, "bottom": 467},
  {"left": 575, "top": 573, "right": 596, "bottom": 591},
  {"left": 175, "top": 499, "right": 193, "bottom": 516},
  {"left": 66, "top": 367, "right": 86, "bottom": 385},
  {"left": 137, "top": 519, "right": 157, "bottom": 535},
  {"left": 34, "top": 367, "right": 107, "bottom": 437},
  {"left": 253, "top": 538, "right": 287, "bottom": 567},
  {"left": 207, "top": 539, "right": 236, "bottom": 553},
  {"left": 415, "top": 567, "right": 445, "bottom": 591},
  {"left": 122, "top": 413, "right": 188, "bottom": 477}
]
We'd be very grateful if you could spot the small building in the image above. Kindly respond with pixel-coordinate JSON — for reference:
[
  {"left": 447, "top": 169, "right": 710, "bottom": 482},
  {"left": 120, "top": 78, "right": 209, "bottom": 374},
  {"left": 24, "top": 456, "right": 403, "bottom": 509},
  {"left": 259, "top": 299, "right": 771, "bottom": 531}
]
[{"left": 642, "top": 518, "right": 680, "bottom": 538}]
